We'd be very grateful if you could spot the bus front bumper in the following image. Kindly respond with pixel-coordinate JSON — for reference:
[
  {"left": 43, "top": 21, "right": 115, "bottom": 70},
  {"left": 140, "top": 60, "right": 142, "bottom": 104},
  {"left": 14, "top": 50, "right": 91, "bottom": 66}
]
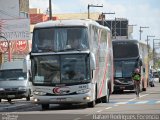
[
  {"left": 32, "top": 93, "right": 93, "bottom": 104},
  {"left": 114, "top": 84, "right": 134, "bottom": 91}
]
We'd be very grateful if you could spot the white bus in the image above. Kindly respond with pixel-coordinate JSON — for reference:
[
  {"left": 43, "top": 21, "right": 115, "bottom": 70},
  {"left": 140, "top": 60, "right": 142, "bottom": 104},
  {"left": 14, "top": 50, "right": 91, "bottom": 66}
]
[{"left": 30, "top": 19, "right": 114, "bottom": 110}]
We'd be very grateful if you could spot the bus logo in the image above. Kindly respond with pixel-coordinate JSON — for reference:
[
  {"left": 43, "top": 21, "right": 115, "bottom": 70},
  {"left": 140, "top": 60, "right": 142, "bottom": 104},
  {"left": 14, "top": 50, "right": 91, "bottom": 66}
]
[{"left": 53, "top": 87, "right": 70, "bottom": 94}]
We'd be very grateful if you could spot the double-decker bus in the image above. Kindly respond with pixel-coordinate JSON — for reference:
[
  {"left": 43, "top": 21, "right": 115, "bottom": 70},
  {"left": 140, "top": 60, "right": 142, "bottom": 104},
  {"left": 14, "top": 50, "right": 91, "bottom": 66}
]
[
  {"left": 112, "top": 39, "right": 148, "bottom": 92},
  {"left": 30, "top": 19, "right": 114, "bottom": 109}
]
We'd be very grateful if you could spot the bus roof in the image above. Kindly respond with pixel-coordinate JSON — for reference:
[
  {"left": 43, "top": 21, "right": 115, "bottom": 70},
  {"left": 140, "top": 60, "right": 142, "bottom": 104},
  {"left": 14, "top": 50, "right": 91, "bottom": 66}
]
[
  {"left": 112, "top": 39, "right": 138, "bottom": 43},
  {"left": 112, "top": 39, "right": 147, "bottom": 46},
  {"left": 34, "top": 19, "right": 110, "bottom": 31}
]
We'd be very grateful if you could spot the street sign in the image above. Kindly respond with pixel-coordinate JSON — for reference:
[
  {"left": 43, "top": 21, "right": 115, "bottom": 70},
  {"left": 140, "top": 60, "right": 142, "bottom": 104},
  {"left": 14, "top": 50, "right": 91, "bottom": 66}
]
[
  {"left": 0, "top": 19, "right": 30, "bottom": 40},
  {"left": 16, "top": 40, "right": 27, "bottom": 52},
  {"left": 0, "top": 41, "right": 9, "bottom": 53}
]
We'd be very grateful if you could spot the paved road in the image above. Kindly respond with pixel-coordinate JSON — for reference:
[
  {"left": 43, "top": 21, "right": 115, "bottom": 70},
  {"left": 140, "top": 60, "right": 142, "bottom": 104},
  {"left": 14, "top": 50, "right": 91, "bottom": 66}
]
[{"left": 0, "top": 80, "right": 160, "bottom": 120}]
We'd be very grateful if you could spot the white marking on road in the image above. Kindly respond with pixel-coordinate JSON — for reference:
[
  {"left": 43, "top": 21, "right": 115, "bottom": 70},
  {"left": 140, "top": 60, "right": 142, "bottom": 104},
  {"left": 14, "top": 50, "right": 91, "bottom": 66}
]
[
  {"left": 97, "top": 110, "right": 103, "bottom": 113},
  {"left": 139, "top": 94, "right": 149, "bottom": 98},
  {"left": 105, "top": 107, "right": 112, "bottom": 109},
  {"left": 156, "top": 101, "right": 160, "bottom": 104},
  {"left": 85, "top": 114, "right": 90, "bottom": 116},
  {"left": 128, "top": 98, "right": 136, "bottom": 101},
  {"left": 116, "top": 102, "right": 128, "bottom": 105},
  {"left": 135, "top": 101, "right": 148, "bottom": 104},
  {"left": 73, "top": 118, "right": 81, "bottom": 120},
  {"left": 114, "top": 104, "right": 119, "bottom": 106}
]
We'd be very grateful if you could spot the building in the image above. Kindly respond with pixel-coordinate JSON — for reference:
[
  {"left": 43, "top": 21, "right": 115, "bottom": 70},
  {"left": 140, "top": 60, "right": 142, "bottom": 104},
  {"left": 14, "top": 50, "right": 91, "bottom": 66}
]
[
  {"left": 0, "top": 0, "right": 30, "bottom": 63},
  {"left": 97, "top": 18, "right": 133, "bottom": 39}
]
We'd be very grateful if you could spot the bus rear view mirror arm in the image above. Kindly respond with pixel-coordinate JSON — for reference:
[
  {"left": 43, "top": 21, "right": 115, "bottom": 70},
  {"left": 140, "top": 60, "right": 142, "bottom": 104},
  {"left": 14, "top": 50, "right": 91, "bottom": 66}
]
[{"left": 90, "top": 53, "right": 96, "bottom": 70}]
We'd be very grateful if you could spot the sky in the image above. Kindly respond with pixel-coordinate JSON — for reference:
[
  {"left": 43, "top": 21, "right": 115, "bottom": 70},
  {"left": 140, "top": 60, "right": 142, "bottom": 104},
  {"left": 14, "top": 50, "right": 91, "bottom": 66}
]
[{"left": 29, "top": 0, "right": 160, "bottom": 50}]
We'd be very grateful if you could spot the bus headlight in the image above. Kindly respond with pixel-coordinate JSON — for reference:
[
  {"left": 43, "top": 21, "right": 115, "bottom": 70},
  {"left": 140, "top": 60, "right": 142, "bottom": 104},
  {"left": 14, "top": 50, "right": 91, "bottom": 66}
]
[
  {"left": 76, "top": 89, "right": 90, "bottom": 94},
  {"left": 0, "top": 88, "right": 4, "bottom": 91},
  {"left": 33, "top": 91, "right": 47, "bottom": 96}
]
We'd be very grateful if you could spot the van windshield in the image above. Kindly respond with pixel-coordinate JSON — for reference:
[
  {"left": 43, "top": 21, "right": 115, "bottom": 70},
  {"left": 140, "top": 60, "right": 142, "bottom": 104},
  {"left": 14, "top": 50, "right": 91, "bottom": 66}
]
[{"left": 0, "top": 69, "right": 27, "bottom": 81}]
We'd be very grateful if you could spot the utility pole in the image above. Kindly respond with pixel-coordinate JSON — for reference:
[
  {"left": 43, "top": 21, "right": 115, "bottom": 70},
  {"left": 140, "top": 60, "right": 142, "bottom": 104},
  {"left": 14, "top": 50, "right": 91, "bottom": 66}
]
[
  {"left": 146, "top": 35, "right": 155, "bottom": 86},
  {"left": 139, "top": 26, "right": 149, "bottom": 40},
  {"left": 147, "top": 35, "right": 155, "bottom": 57},
  {"left": 49, "top": 0, "right": 52, "bottom": 20},
  {"left": 87, "top": 4, "right": 103, "bottom": 19},
  {"left": 153, "top": 39, "right": 160, "bottom": 67}
]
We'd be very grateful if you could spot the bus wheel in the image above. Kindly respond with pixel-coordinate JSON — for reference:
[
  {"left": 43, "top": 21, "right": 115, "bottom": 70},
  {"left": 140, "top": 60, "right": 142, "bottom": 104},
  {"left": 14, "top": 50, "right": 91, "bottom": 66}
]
[
  {"left": 87, "top": 100, "right": 95, "bottom": 108},
  {"left": 26, "top": 95, "right": 30, "bottom": 101},
  {"left": 7, "top": 99, "right": 11, "bottom": 102},
  {"left": 41, "top": 104, "right": 49, "bottom": 110},
  {"left": 142, "top": 88, "right": 146, "bottom": 91}
]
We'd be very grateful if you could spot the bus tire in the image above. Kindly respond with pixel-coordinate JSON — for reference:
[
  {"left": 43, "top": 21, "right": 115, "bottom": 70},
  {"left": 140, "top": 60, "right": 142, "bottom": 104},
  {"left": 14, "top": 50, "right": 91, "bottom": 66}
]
[
  {"left": 26, "top": 95, "right": 30, "bottom": 101},
  {"left": 142, "top": 88, "right": 146, "bottom": 91},
  {"left": 87, "top": 100, "right": 95, "bottom": 108},
  {"left": 41, "top": 104, "right": 49, "bottom": 110},
  {"left": 7, "top": 98, "right": 11, "bottom": 102}
]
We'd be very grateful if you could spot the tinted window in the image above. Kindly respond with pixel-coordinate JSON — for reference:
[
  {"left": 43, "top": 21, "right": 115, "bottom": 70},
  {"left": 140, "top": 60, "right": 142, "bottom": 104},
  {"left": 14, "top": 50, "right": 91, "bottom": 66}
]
[
  {"left": 32, "top": 27, "right": 89, "bottom": 52},
  {"left": 0, "top": 69, "right": 27, "bottom": 80},
  {"left": 32, "top": 54, "right": 90, "bottom": 85},
  {"left": 113, "top": 41, "right": 139, "bottom": 58}
]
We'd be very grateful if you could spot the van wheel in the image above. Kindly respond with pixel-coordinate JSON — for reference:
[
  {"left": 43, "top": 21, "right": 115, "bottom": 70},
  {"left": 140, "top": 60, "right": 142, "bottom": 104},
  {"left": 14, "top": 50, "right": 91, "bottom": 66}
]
[
  {"left": 26, "top": 90, "right": 31, "bottom": 101},
  {"left": 142, "top": 88, "right": 146, "bottom": 91},
  {"left": 42, "top": 104, "right": 49, "bottom": 110},
  {"left": 0, "top": 99, "right": 1, "bottom": 102},
  {"left": 26, "top": 96, "right": 30, "bottom": 101},
  {"left": 7, "top": 99, "right": 11, "bottom": 102}
]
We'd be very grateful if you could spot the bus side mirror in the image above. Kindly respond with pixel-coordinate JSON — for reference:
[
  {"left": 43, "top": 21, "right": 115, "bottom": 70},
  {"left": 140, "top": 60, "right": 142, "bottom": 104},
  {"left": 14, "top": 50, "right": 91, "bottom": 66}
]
[
  {"left": 90, "top": 53, "right": 96, "bottom": 70},
  {"left": 29, "top": 72, "right": 32, "bottom": 82},
  {"left": 143, "top": 68, "right": 145, "bottom": 73},
  {"left": 139, "top": 59, "right": 142, "bottom": 66}
]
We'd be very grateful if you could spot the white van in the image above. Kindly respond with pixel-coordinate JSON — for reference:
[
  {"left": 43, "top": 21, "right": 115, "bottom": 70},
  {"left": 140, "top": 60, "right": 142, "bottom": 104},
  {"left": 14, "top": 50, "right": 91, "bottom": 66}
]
[{"left": 0, "top": 60, "right": 31, "bottom": 102}]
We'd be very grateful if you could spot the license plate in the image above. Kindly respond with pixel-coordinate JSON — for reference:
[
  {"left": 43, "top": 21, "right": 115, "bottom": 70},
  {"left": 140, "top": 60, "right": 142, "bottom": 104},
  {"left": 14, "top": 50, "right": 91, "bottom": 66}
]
[
  {"left": 120, "top": 87, "right": 125, "bottom": 89},
  {"left": 56, "top": 98, "right": 66, "bottom": 101},
  {"left": 8, "top": 95, "right": 15, "bottom": 98}
]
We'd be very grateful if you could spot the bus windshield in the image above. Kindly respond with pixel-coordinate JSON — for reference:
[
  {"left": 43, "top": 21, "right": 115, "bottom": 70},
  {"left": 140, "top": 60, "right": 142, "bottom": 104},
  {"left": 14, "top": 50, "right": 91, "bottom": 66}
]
[
  {"left": 0, "top": 69, "right": 27, "bottom": 81},
  {"left": 113, "top": 42, "right": 139, "bottom": 58},
  {"left": 32, "top": 54, "right": 91, "bottom": 85},
  {"left": 114, "top": 60, "right": 137, "bottom": 78},
  {"left": 32, "top": 27, "right": 89, "bottom": 52}
]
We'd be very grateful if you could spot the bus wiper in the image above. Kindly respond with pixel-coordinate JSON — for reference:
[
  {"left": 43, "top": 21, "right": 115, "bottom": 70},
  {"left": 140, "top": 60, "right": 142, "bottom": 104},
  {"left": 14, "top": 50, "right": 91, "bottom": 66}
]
[
  {"left": 59, "top": 48, "right": 82, "bottom": 52},
  {"left": 6, "top": 78, "right": 18, "bottom": 80},
  {"left": 67, "top": 48, "right": 82, "bottom": 51},
  {"left": 76, "top": 49, "right": 82, "bottom": 51},
  {"left": 38, "top": 47, "right": 55, "bottom": 52},
  {"left": 58, "top": 49, "right": 66, "bottom": 52}
]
